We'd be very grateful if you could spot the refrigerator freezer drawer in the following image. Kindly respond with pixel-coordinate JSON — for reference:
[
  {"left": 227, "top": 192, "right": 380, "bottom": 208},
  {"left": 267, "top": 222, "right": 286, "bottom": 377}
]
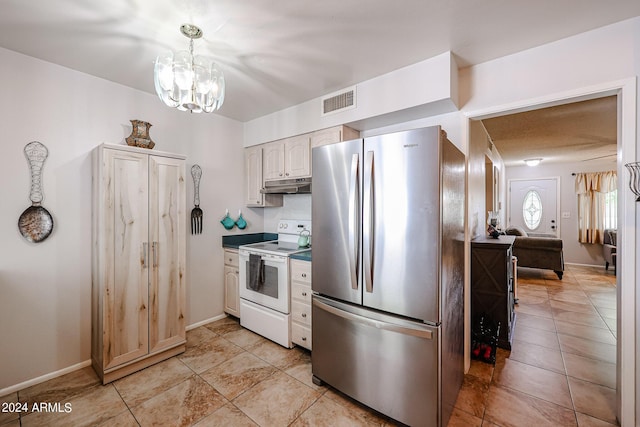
[{"left": 311, "top": 296, "right": 440, "bottom": 427}]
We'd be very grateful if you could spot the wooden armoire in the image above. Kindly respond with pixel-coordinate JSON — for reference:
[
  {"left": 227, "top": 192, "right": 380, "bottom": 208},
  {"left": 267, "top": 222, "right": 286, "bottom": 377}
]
[{"left": 91, "top": 143, "right": 186, "bottom": 383}]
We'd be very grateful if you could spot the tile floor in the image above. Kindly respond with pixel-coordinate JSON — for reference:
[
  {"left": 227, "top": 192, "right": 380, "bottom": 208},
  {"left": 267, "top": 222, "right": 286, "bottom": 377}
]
[
  {"left": 449, "top": 264, "right": 618, "bottom": 427},
  {"left": 1, "top": 265, "right": 617, "bottom": 427}
]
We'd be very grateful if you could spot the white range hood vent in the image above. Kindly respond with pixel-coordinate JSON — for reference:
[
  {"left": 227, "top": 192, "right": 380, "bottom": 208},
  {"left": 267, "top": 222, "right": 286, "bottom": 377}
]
[{"left": 321, "top": 86, "right": 356, "bottom": 116}]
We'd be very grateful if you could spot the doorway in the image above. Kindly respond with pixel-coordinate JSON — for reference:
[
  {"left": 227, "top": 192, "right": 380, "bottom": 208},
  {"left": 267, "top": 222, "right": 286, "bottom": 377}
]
[
  {"left": 465, "top": 78, "right": 636, "bottom": 424},
  {"left": 508, "top": 178, "right": 559, "bottom": 237}
]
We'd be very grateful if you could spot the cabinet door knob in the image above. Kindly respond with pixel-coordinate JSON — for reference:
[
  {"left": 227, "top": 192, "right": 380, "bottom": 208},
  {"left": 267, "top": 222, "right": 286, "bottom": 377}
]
[
  {"left": 301, "top": 292, "right": 307, "bottom": 296},
  {"left": 302, "top": 313, "right": 307, "bottom": 318},
  {"left": 302, "top": 336, "right": 307, "bottom": 341},
  {"left": 301, "top": 273, "right": 307, "bottom": 278}
]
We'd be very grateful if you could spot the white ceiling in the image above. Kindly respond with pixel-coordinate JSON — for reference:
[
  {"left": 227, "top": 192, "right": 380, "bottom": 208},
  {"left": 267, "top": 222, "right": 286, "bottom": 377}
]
[{"left": 1, "top": 0, "right": 640, "bottom": 122}]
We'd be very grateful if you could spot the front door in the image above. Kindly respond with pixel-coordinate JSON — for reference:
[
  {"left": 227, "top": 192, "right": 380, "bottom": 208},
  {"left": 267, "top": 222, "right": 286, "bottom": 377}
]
[{"left": 509, "top": 178, "right": 559, "bottom": 236}]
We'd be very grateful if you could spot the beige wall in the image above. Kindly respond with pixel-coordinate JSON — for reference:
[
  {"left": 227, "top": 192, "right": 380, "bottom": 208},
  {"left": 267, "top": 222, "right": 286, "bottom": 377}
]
[
  {"left": 468, "top": 120, "right": 506, "bottom": 239},
  {"left": 468, "top": 120, "right": 488, "bottom": 238},
  {"left": 0, "top": 47, "right": 249, "bottom": 391}
]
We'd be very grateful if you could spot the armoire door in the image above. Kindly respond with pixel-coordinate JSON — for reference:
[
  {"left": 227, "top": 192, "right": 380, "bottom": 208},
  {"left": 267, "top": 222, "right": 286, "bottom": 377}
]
[
  {"left": 103, "top": 149, "right": 149, "bottom": 369},
  {"left": 148, "top": 155, "right": 186, "bottom": 353}
]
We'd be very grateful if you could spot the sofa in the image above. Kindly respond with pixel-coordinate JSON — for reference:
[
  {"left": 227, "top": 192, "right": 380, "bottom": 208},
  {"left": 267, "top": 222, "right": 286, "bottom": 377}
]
[
  {"left": 603, "top": 228, "right": 617, "bottom": 273},
  {"left": 504, "top": 226, "right": 565, "bottom": 279}
]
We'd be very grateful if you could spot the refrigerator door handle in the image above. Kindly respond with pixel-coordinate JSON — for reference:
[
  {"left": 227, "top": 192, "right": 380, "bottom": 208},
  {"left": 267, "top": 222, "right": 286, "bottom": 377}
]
[
  {"left": 348, "top": 153, "right": 360, "bottom": 290},
  {"left": 363, "top": 150, "right": 374, "bottom": 293},
  {"left": 313, "top": 297, "right": 433, "bottom": 339}
]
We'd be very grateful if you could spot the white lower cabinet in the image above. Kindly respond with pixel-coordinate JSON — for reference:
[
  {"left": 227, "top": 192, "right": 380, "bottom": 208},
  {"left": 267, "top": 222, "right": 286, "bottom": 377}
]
[
  {"left": 290, "top": 259, "right": 312, "bottom": 350},
  {"left": 224, "top": 249, "right": 240, "bottom": 317}
]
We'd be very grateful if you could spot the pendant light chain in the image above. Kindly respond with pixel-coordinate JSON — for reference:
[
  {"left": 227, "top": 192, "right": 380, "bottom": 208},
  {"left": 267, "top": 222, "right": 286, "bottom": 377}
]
[{"left": 189, "top": 37, "right": 197, "bottom": 110}]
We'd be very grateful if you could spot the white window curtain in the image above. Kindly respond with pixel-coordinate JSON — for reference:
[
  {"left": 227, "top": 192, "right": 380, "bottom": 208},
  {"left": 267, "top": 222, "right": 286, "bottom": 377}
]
[{"left": 575, "top": 171, "right": 617, "bottom": 244}]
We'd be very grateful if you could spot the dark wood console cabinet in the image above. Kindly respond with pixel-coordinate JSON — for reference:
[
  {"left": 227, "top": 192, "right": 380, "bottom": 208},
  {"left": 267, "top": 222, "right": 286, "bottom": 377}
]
[{"left": 471, "top": 235, "right": 516, "bottom": 350}]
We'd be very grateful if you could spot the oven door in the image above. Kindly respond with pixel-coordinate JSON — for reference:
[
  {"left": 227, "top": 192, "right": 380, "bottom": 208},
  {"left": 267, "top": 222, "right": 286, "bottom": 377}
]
[{"left": 239, "top": 250, "right": 290, "bottom": 314}]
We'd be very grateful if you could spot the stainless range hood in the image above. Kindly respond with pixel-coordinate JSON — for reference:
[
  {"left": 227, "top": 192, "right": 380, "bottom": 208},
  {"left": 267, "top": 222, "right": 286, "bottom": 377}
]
[{"left": 261, "top": 177, "right": 312, "bottom": 194}]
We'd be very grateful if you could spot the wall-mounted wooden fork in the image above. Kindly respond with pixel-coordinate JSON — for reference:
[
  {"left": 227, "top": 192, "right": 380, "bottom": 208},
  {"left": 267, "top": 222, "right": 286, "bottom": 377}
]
[{"left": 191, "top": 165, "right": 203, "bottom": 234}]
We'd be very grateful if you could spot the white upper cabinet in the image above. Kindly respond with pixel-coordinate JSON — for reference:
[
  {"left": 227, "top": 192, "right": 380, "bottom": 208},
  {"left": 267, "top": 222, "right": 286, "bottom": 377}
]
[
  {"left": 245, "top": 145, "right": 283, "bottom": 207},
  {"left": 263, "top": 141, "right": 286, "bottom": 181},
  {"left": 263, "top": 136, "right": 311, "bottom": 180},
  {"left": 310, "top": 125, "right": 360, "bottom": 149},
  {"left": 244, "top": 125, "right": 357, "bottom": 207},
  {"left": 284, "top": 135, "right": 311, "bottom": 178},
  {"left": 245, "top": 145, "right": 264, "bottom": 206}
]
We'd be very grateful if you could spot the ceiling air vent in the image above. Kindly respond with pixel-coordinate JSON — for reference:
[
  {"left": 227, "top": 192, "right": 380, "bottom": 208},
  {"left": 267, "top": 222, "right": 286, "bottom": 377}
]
[{"left": 321, "top": 86, "right": 356, "bottom": 116}]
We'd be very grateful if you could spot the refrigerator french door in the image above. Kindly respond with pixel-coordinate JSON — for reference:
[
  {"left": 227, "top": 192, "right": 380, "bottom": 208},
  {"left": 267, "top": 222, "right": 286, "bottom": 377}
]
[{"left": 311, "top": 126, "right": 465, "bottom": 427}]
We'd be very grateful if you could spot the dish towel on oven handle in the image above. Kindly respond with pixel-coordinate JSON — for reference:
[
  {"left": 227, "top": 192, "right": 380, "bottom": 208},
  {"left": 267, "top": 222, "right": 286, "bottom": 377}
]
[{"left": 249, "top": 253, "right": 265, "bottom": 290}]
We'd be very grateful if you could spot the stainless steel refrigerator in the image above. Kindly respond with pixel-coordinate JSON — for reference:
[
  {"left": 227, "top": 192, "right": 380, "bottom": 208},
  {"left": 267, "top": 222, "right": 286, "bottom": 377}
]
[{"left": 311, "top": 126, "right": 465, "bottom": 427}]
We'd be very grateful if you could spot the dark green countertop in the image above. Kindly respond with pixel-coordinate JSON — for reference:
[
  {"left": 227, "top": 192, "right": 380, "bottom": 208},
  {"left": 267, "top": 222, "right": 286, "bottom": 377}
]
[
  {"left": 221, "top": 233, "right": 278, "bottom": 249},
  {"left": 290, "top": 249, "right": 312, "bottom": 262}
]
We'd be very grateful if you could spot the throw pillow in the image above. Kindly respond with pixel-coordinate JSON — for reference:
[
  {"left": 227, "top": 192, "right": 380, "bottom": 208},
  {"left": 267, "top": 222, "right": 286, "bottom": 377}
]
[{"left": 504, "top": 226, "right": 528, "bottom": 237}]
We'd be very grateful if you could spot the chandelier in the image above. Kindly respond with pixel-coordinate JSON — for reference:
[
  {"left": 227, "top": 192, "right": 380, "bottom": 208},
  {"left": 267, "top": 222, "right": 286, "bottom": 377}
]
[{"left": 154, "top": 24, "right": 225, "bottom": 113}]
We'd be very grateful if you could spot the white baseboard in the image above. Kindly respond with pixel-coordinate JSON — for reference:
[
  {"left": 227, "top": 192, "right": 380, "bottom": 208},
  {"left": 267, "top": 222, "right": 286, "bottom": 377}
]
[
  {"left": 186, "top": 313, "right": 228, "bottom": 331},
  {"left": 0, "top": 359, "right": 92, "bottom": 397},
  {"left": 1, "top": 314, "right": 229, "bottom": 396}
]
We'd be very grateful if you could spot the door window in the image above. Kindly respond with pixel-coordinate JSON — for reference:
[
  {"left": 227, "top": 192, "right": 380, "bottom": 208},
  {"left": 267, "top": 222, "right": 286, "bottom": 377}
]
[{"left": 522, "top": 190, "right": 542, "bottom": 230}]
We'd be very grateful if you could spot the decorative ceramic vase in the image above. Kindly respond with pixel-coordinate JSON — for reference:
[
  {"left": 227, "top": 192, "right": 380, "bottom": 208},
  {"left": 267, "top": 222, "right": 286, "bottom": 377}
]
[{"left": 126, "top": 120, "right": 155, "bottom": 149}]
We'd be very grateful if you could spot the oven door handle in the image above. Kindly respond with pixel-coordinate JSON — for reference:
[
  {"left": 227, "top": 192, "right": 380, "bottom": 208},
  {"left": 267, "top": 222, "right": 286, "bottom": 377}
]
[
  {"left": 241, "top": 253, "right": 288, "bottom": 264},
  {"left": 263, "top": 257, "right": 287, "bottom": 264}
]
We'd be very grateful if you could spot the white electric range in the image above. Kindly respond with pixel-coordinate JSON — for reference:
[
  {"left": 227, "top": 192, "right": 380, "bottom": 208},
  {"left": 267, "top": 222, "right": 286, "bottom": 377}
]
[{"left": 238, "top": 219, "right": 311, "bottom": 348}]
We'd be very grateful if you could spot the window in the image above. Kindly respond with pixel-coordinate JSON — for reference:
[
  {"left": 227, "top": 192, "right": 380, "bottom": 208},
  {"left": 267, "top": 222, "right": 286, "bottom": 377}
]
[
  {"left": 522, "top": 190, "right": 543, "bottom": 230},
  {"left": 574, "top": 171, "right": 617, "bottom": 244},
  {"left": 603, "top": 189, "right": 617, "bottom": 230}
]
